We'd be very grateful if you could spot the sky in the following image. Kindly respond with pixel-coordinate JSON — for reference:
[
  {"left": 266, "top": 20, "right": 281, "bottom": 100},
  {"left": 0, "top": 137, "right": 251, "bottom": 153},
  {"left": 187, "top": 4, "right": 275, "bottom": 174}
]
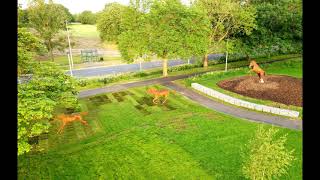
[{"left": 18, "top": 0, "right": 190, "bottom": 14}]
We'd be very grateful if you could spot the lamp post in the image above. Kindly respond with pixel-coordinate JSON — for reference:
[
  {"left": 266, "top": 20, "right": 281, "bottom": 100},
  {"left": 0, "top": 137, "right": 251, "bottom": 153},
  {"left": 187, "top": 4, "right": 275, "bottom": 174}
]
[
  {"left": 66, "top": 20, "right": 74, "bottom": 68},
  {"left": 67, "top": 52, "right": 73, "bottom": 76},
  {"left": 225, "top": 40, "right": 228, "bottom": 72}
]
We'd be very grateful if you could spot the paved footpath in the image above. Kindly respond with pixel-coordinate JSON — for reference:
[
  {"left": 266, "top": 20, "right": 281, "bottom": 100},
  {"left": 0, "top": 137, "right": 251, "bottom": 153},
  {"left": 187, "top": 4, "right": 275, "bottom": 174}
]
[{"left": 79, "top": 72, "right": 302, "bottom": 130}]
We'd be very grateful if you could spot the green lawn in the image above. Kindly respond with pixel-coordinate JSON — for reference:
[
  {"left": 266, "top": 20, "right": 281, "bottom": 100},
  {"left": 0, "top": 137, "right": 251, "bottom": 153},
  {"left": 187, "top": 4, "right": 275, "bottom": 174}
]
[
  {"left": 178, "top": 57, "right": 302, "bottom": 119},
  {"left": 18, "top": 85, "right": 302, "bottom": 179},
  {"left": 49, "top": 55, "right": 123, "bottom": 69}
]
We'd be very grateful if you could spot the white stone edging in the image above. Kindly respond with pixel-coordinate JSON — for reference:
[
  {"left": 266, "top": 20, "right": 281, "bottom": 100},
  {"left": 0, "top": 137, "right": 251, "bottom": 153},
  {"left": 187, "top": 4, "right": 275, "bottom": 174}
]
[{"left": 191, "top": 83, "right": 300, "bottom": 118}]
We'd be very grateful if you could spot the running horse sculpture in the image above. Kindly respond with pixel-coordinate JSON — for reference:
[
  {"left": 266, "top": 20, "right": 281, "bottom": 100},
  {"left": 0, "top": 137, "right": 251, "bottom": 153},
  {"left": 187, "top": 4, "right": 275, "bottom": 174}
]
[
  {"left": 249, "top": 60, "right": 266, "bottom": 83},
  {"left": 147, "top": 88, "right": 172, "bottom": 104},
  {"left": 54, "top": 112, "right": 89, "bottom": 134}
]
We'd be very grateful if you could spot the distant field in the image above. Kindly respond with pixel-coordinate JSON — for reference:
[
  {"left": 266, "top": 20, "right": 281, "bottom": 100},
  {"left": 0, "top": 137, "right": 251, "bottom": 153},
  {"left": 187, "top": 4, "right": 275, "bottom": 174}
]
[
  {"left": 38, "top": 24, "right": 121, "bottom": 67},
  {"left": 67, "top": 24, "right": 118, "bottom": 50},
  {"left": 68, "top": 24, "right": 99, "bottom": 38}
]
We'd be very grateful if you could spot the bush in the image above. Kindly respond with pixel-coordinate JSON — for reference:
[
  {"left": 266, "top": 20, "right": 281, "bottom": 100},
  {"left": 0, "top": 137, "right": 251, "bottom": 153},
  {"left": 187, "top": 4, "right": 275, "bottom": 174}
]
[
  {"left": 133, "top": 71, "right": 148, "bottom": 77},
  {"left": 241, "top": 126, "right": 295, "bottom": 180},
  {"left": 168, "top": 64, "right": 196, "bottom": 72},
  {"left": 77, "top": 79, "right": 88, "bottom": 87}
]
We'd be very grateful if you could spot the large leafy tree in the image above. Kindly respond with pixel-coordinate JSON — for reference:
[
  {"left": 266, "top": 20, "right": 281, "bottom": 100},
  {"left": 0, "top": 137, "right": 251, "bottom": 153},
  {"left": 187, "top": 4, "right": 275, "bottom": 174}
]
[
  {"left": 96, "top": 3, "right": 128, "bottom": 42},
  {"left": 78, "top": 11, "right": 96, "bottom": 24},
  {"left": 56, "top": 4, "right": 73, "bottom": 22},
  {"left": 18, "top": 22, "right": 79, "bottom": 156},
  {"left": 18, "top": 28, "right": 46, "bottom": 75},
  {"left": 18, "top": 5, "right": 29, "bottom": 28},
  {"left": 193, "top": 0, "right": 257, "bottom": 68},
  {"left": 118, "top": 0, "right": 211, "bottom": 77},
  {"left": 18, "top": 63, "right": 79, "bottom": 156},
  {"left": 27, "top": 0, "right": 68, "bottom": 61},
  {"left": 234, "top": 0, "right": 302, "bottom": 57}
]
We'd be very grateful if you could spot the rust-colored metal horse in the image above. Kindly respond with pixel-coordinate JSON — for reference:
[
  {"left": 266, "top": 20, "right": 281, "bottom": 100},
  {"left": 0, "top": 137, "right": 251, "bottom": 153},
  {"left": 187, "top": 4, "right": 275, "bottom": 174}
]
[
  {"left": 249, "top": 60, "right": 266, "bottom": 83},
  {"left": 54, "top": 112, "right": 89, "bottom": 134},
  {"left": 147, "top": 88, "right": 171, "bottom": 104}
]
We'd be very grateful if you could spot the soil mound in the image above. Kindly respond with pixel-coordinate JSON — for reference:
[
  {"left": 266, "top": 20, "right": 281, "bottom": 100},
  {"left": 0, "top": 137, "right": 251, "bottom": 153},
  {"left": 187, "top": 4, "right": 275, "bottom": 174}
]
[{"left": 217, "top": 75, "right": 302, "bottom": 107}]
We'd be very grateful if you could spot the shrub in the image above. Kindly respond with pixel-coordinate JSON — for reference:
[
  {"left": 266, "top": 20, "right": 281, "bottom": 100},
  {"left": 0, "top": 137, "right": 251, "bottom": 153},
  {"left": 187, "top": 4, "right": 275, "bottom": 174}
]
[
  {"left": 168, "top": 64, "right": 196, "bottom": 72},
  {"left": 77, "top": 79, "right": 87, "bottom": 87},
  {"left": 133, "top": 71, "right": 148, "bottom": 77},
  {"left": 241, "top": 126, "right": 295, "bottom": 180}
]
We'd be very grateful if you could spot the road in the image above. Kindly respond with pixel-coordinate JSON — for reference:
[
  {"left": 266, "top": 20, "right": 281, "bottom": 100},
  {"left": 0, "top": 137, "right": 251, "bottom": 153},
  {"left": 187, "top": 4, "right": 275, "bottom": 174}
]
[{"left": 66, "top": 54, "right": 224, "bottom": 78}]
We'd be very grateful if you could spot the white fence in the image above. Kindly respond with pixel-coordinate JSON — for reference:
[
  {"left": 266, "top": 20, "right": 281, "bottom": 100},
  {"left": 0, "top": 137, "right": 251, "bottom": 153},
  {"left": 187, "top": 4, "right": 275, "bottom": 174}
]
[{"left": 191, "top": 83, "right": 300, "bottom": 118}]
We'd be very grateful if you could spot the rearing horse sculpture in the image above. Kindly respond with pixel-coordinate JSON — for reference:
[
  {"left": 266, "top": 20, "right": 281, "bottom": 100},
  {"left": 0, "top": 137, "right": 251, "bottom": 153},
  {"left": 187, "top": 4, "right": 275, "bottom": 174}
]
[{"left": 249, "top": 60, "right": 265, "bottom": 83}]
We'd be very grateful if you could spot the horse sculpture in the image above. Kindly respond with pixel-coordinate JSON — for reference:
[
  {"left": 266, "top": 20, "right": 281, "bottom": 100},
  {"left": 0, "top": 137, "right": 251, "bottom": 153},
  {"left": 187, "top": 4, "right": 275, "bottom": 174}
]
[
  {"left": 147, "top": 88, "right": 172, "bottom": 104},
  {"left": 54, "top": 112, "right": 89, "bottom": 134},
  {"left": 249, "top": 60, "right": 266, "bottom": 83}
]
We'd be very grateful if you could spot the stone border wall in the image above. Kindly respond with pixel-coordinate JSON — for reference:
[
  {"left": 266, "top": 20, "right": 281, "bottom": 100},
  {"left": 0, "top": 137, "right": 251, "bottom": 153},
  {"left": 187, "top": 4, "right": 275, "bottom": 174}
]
[{"left": 191, "top": 83, "right": 300, "bottom": 118}]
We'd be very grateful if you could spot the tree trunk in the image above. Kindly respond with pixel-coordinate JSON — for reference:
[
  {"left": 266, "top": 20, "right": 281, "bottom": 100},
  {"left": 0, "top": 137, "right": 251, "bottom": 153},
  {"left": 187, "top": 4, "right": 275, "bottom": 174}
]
[
  {"left": 48, "top": 40, "right": 54, "bottom": 61},
  {"left": 203, "top": 54, "right": 208, "bottom": 68},
  {"left": 162, "top": 58, "right": 168, "bottom": 77}
]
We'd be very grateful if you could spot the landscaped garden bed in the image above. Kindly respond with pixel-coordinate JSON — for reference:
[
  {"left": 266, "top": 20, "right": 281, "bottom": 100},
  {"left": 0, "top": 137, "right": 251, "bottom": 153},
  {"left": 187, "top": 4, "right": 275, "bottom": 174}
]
[
  {"left": 178, "top": 57, "right": 302, "bottom": 119},
  {"left": 217, "top": 75, "right": 302, "bottom": 107}
]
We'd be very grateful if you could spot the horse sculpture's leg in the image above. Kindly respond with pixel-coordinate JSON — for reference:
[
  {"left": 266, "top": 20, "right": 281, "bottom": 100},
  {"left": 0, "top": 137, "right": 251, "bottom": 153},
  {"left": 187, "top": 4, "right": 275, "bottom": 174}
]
[
  {"left": 57, "top": 122, "right": 66, "bottom": 134},
  {"left": 258, "top": 73, "right": 264, "bottom": 83},
  {"left": 153, "top": 96, "right": 159, "bottom": 104},
  {"left": 80, "top": 119, "right": 88, "bottom": 126},
  {"left": 162, "top": 94, "right": 169, "bottom": 104}
]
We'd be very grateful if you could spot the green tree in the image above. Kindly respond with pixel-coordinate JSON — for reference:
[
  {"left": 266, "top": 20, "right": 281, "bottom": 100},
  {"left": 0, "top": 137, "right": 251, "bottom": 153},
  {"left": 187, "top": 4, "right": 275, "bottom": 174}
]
[
  {"left": 234, "top": 0, "right": 302, "bottom": 57},
  {"left": 241, "top": 126, "right": 295, "bottom": 180},
  {"left": 18, "top": 28, "right": 46, "bottom": 75},
  {"left": 56, "top": 4, "right": 73, "bottom": 22},
  {"left": 27, "top": 0, "right": 68, "bottom": 61},
  {"left": 96, "top": 3, "right": 128, "bottom": 42},
  {"left": 118, "top": 0, "right": 211, "bottom": 77},
  {"left": 18, "top": 5, "right": 29, "bottom": 27},
  {"left": 78, "top": 11, "right": 96, "bottom": 24},
  {"left": 18, "top": 62, "right": 80, "bottom": 156},
  {"left": 193, "top": 0, "right": 257, "bottom": 68}
]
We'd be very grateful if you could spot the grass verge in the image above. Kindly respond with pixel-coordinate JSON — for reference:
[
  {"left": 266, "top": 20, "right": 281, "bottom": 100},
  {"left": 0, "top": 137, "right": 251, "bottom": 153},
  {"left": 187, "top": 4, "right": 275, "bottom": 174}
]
[{"left": 18, "top": 85, "right": 302, "bottom": 179}]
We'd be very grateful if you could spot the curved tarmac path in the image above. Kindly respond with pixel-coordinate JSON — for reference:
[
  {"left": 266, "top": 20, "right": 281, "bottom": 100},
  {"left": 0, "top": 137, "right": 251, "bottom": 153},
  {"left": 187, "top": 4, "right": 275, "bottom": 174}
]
[{"left": 79, "top": 71, "right": 302, "bottom": 130}]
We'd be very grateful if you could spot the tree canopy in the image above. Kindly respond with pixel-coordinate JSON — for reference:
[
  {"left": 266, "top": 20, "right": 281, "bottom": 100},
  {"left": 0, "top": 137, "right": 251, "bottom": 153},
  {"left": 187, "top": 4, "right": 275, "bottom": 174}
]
[
  {"left": 18, "top": 28, "right": 46, "bottom": 75},
  {"left": 193, "top": 0, "right": 257, "bottom": 67},
  {"left": 233, "top": 0, "right": 302, "bottom": 57},
  {"left": 27, "top": 0, "right": 68, "bottom": 61},
  {"left": 78, "top": 11, "right": 97, "bottom": 24},
  {"left": 115, "top": 0, "right": 211, "bottom": 76},
  {"left": 18, "top": 62, "right": 79, "bottom": 156},
  {"left": 97, "top": 3, "right": 128, "bottom": 42}
]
